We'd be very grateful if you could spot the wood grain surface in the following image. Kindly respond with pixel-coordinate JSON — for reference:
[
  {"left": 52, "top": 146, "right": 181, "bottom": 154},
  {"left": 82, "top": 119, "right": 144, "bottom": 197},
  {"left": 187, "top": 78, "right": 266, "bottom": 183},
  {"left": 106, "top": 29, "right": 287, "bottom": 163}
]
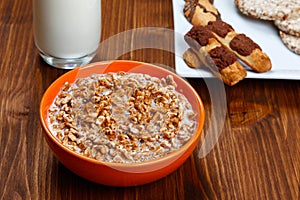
[{"left": 0, "top": 0, "right": 299, "bottom": 199}]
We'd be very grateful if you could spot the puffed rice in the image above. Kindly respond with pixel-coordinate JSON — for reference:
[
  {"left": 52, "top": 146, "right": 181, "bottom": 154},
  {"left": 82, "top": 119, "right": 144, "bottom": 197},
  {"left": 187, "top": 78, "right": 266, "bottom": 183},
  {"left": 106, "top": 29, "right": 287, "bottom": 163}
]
[{"left": 47, "top": 72, "right": 197, "bottom": 163}]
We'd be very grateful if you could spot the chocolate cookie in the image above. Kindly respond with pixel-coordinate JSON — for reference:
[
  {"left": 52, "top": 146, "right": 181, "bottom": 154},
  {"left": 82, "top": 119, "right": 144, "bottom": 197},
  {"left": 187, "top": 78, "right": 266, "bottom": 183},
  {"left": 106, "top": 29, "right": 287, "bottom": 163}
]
[
  {"left": 184, "top": 0, "right": 221, "bottom": 26},
  {"left": 184, "top": 26, "right": 247, "bottom": 86},
  {"left": 206, "top": 20, "right": 272, "bottom": 72}
]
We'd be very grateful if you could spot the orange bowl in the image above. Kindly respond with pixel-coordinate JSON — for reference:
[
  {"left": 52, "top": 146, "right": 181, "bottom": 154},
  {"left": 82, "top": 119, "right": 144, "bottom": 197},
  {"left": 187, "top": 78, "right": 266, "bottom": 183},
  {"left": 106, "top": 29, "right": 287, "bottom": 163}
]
[{"left": 40, "top": 60, "right": 205, "bottom": 186}]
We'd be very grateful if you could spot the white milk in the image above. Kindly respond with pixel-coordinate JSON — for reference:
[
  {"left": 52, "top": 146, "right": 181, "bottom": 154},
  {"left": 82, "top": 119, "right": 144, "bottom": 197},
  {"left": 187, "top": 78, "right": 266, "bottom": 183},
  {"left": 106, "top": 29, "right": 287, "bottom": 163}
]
[{"left": 33, "top": 0, "right": 101, "bottom": 59}]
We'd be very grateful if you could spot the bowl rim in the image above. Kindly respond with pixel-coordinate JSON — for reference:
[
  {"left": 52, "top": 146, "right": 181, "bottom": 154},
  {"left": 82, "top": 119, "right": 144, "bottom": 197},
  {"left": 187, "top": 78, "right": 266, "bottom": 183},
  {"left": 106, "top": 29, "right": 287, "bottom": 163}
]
[{"left": 40, "top": 60, "right": 205, "bottom": 167}]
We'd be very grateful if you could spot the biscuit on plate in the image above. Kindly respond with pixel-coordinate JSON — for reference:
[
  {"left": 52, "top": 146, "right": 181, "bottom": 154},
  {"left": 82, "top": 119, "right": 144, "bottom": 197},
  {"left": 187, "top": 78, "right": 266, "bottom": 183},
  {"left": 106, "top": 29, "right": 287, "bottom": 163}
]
[
  {"left": 206, "top": 20, "right": 272, "bottom": 72},
  {"left": 275, "top": 8, "right": 300, "bottom": 37},
  {"left": 279, "top": 31, "right": 300, "bottom": 55},
  {"left": 184, "top": 26, "right": 247, "bottom": 86},
  {"left": 183, "top": 48, "right": 203, "bottom": 69},
  {"left": 234, "top": 0, "right": 299, "bottom": 21},
  {"left": 184, "top": 0, "right": 221, "bottom": 26}
]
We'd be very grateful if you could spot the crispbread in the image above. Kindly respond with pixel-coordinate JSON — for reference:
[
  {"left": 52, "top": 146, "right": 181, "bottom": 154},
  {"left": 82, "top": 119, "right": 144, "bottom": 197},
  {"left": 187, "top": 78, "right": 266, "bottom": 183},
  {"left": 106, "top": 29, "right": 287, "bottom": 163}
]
[
  {"left": 234, "top": 0, "right": 298, "bottom": 21},
  {"left": 280, "top": 31, "right": 300, "bottom": 55},
  {"left": 275, "top": 8, "right": 300, "bottom": 37}
]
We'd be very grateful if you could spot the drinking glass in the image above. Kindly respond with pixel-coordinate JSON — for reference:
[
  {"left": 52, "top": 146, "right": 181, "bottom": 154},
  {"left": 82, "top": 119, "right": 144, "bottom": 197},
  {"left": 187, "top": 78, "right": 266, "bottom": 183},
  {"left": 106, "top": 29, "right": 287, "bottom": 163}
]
[{"left": 33, "top": 0, "right": 101, "bottom": 69}]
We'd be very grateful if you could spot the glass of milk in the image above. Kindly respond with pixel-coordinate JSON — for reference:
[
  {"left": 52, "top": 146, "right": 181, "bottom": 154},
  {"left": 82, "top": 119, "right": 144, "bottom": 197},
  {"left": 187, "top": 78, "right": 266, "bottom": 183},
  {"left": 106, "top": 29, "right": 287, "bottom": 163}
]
[{"left": 33, "top": 0, "right": 101, "bottom": 69}]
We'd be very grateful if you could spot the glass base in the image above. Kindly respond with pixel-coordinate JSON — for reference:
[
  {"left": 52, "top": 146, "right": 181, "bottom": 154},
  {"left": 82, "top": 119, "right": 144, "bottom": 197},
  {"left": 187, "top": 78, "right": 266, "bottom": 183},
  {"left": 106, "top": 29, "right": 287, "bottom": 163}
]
[{"left": 39, "top": 51, "right": 96, "bottom": 69}]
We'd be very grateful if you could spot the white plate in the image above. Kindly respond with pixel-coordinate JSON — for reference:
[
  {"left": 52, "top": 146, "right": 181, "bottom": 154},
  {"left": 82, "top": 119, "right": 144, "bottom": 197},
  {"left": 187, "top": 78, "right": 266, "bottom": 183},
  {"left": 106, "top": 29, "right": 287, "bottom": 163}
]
[{"left": 173, "top": 0, "right": 300, "bottom": 79}]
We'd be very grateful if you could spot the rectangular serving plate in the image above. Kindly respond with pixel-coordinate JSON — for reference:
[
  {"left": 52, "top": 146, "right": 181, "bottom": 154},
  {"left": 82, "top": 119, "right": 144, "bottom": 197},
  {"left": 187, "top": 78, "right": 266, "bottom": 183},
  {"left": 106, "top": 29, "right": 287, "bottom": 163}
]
[{"left": 173, "top": 0, "right": 300, "bottom": 79}]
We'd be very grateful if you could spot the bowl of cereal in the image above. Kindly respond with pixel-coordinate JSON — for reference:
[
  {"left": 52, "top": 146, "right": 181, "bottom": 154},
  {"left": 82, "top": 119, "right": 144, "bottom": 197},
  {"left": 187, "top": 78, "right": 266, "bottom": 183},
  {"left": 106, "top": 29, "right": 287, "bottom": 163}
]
[{"left": 40, "top": 60, "right": 205, "bottom": 186}]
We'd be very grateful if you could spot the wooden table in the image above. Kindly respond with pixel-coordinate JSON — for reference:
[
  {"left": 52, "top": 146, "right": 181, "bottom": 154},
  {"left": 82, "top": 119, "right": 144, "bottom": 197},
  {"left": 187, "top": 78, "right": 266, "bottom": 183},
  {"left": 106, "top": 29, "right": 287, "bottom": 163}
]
[{"left": 0, "top": 0, "right": 299, "bottom": 199}]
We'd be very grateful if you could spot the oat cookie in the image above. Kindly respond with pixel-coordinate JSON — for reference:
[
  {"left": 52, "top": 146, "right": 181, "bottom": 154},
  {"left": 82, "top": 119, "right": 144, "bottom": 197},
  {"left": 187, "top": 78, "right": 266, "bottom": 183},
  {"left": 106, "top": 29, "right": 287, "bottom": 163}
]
[
  {"left": 280, "top": 31, "right": 300, "bottom": 55},
  {"left": 234, "top": 0, "right": 298, "bottom": 21},
  {"left": 275, "top": 7, "right": 300, "bottom": 37}
]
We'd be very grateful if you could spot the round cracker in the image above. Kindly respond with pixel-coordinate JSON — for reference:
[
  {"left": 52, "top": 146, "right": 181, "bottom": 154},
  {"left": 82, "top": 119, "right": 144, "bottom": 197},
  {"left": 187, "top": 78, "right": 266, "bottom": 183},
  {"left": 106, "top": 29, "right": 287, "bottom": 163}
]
[
  {"left": 275, "top": 7, "right": 300, "bottom": 37},
  {"left": 235, "top": 0, "right": 298, "bottom": 21},
  {"left": 280, "top": 31, "right": 300, "bottom": 55}
]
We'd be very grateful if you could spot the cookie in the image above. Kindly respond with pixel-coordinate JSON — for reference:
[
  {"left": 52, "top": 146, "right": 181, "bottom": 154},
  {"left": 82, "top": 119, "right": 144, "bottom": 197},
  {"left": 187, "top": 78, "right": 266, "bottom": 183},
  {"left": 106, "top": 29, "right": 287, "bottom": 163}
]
[
  {"left": 234, "top": 0, "right": 298, "bottom": 21},
  {"left": 275, "top": 7, "right": 300, "bottom": 37},
  {"left": 184, "top": 26, "right": 247, "bottom": 86},
  {"left": 280, "top": 31, "right": 300, "bottom": 55},
  {"left": 184, "top": 0, "right": 221, "bottom": 26},
  {"left": 183, "top": 48, "right": 203, "bottom": 68},
  {"left": 207, "top": 20, "right": 272, "bottom": 72}
]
